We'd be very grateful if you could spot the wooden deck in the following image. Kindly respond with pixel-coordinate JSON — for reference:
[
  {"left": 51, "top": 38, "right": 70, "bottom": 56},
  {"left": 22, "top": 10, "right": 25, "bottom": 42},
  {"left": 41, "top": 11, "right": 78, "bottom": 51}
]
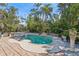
[{"left": 0, "top": 37, "right": 42, "bottom": 56}]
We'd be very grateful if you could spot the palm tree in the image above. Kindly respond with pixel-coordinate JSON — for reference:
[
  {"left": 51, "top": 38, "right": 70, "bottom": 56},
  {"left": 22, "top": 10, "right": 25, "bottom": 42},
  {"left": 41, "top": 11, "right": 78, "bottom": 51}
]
[
  {"left": 40, "top": 4, "right": 53, "bottom": 21},
  {"left": 31, "top": 4, "right": 53, "bottom": 21},
  {"left": 0, "top": 3, "right": 7, "bottom": 32},
  {"left": 27, "top": 4, "right": 53, "bottom": 33},
  {"left": 0, "top": 4, "right": 19, "bottom": 35},
  {"left": 58, "top": 3, "right": 79, "bottom": 51}
]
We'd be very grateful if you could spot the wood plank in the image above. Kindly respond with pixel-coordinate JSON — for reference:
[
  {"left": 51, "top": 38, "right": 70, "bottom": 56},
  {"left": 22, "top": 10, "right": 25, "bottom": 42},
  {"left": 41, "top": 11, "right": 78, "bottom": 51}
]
[
  {"left": 1, "top": 41, "right": 16, "bottom": 56},
  {"left": 2, "top": 41, "right": 20, "bottom": 56},
  {"left": 0, "top": 45, "right": 6, "bottom": 56},
  {"left": 4, "top": 39, "right": 32, "bottom": 56},
  {"left": 0, "top": 37, "right": 40, "bottom": 56},
  {"left": 5, "top": 39, "right": 40, "bottom": 56},
  {"left": 17, "top": 44, "right": 40, "bottom": 56}
]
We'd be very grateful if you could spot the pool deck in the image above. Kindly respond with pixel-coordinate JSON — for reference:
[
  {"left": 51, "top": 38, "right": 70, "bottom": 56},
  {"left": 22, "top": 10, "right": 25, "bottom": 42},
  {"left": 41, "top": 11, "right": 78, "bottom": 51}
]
[{"left": 0, "top": 37, "right": 43, "bottom": 56}]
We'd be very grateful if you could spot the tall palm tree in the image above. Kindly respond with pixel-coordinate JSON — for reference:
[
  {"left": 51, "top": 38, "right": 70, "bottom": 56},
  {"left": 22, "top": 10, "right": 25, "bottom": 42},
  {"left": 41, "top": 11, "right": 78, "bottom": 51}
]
[
  {"left": 27, "top": 4, "right": 53, "bottom": 33},
  {"left": 30, "top": 4, "right": 53, "bottom": 21},
  {"left": 40, "top": 4, "right": 53, "bottom": 21}
]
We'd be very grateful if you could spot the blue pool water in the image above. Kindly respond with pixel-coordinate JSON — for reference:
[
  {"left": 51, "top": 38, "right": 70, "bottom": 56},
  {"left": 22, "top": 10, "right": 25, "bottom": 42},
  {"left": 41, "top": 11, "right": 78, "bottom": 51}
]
[{"left": 22, "top": 34, "right": 52, "bottom": 44}]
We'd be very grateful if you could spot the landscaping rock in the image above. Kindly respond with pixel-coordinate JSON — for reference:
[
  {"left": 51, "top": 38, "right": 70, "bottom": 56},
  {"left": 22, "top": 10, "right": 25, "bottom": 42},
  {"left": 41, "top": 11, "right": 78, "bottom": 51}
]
[
  {"left": 64, "top": 50, "right": 79, "bottom": 56},
  {"left": 55, "top": 52, "right": 64, "bottom": 56},
  {"left": 48, "top": 51, "right": 64, "bottom": 56},
  {"left": 41, "top": 32, "right": 47, "bottom": 36},
  {"left": 48, "top": 46, "right": 62, "bottom": 53}
]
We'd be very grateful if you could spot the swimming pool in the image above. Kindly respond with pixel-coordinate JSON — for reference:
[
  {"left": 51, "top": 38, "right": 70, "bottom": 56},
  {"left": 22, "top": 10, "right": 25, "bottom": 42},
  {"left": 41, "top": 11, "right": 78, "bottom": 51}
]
[{"left": 22, "top": 34, "right": 52, "bottom": 44}]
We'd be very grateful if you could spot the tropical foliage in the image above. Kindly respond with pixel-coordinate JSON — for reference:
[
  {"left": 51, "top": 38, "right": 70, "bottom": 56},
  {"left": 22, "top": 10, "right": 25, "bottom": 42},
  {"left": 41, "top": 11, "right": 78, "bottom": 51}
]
[
  {"left": 0, "top": 3, "right": 79, "bottom": 40},
  {"left": 26, "top": 4, "right": 53, "bottom": 33},
  {"left": 0, "top": 4, "right": 19, "bottom": 32}
]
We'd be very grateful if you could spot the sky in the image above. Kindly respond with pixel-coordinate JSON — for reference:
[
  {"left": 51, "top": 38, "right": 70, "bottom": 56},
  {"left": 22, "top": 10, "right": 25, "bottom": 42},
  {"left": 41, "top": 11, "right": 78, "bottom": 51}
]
[
  {"left": 7, "top": 3, "right": 59, "bottom": 25},
  {"left": 8, "top": 3, "right": 59, "bottom": 18}
]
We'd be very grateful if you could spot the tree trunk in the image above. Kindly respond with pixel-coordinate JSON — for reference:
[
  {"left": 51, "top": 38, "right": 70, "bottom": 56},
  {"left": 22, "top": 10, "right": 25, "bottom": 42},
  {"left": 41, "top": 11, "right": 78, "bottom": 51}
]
[
  {"left": 70, "top": 37, "right": 75, "bottom": 51},
  {"left": 69, "top": 29, "right": 77, "bottom": 51}
]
